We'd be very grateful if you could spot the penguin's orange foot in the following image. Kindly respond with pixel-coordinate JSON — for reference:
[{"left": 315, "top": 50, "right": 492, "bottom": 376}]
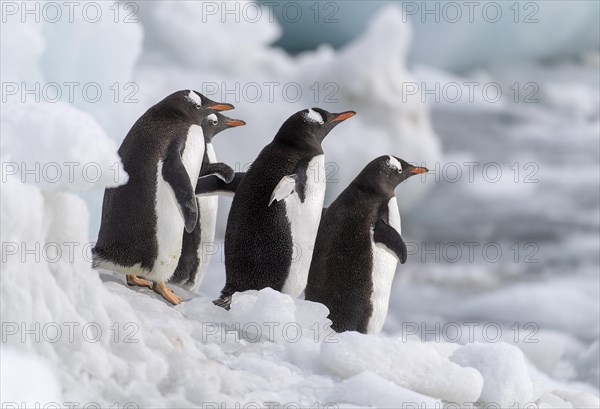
[
  {"left": 152, "top": 281, "right": 182, "bottom": 305},
  {"left": 126, "top": 275, "right": 153, "bottom": 289}
]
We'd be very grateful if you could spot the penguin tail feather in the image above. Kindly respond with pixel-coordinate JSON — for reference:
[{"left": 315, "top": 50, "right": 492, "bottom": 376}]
[
  {"left": 91, "top": 248, "right": 103, "bottom": 269},
  {"left": 213, "top": 295, "right": 232, "bottom": 310}
]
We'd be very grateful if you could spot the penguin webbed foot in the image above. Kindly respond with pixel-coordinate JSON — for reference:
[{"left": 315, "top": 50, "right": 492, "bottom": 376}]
[
  {"left": 126, "top": 274, "right": 154, "bottom": 289},
  {"left": 152, "top": 281, "right": 183, "bottom": 305},
  {"left": 213, "top": 295, "right": 232, "bottom": 310}
]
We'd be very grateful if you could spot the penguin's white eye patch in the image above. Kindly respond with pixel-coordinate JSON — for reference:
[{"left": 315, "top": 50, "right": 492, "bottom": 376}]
[
  {"left": 187, "top": 90, "right": 202, "bottom": 107},
  {"left": 206, "top": 114, "right": 218, "bottom": 125},
  {"left": 388, "top": 156, "right": 403, "bottom": 172},
  {"left": 305, "top": 108, "right": 324, "bottom": 124}
]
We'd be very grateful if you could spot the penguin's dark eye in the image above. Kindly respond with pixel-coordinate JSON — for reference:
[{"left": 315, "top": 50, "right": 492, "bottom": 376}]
[{"left": 212, "top": 121, "right": 218, "bottom": 125}]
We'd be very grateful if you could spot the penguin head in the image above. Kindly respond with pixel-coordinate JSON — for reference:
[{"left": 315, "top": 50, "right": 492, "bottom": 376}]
[
  {"left": 159, "top": 90, "right": 234, "bottom": 123},
  {"left": 275, "top": 108, "right": 356, "bottom": 149},
  {"left": 201, "top": 113, "right": 246, "bottom": 141},
  {"left": 356, "top": 155, "right": 428, "bottom": 196}
]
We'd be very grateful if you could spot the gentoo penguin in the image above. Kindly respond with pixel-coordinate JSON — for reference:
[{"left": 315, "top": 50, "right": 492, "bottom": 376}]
[
  {"left": 170, "top": 113, "right": 246, "bottom": 291},
  {"left": 305, "top": 156, "right": 428, "bottom": 334},
  {"left": 214, "top": 108, "right": 356, "bottom": 309},
  {"left": 92, "top": 90, "right": 234, "bottom": 305}
]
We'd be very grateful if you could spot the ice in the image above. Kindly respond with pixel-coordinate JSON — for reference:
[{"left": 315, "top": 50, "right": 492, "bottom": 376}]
[
  {"left": 326, "top": 371, "right": 440, "bottom": 408},
  {"left": 449, "top": 278, "right": 600, "bottom": 341},
  {"left": 39, "top": 1, "right": 144, "bottom": 137},
  {"left": 0, "top": 102, "right": 127, "bottom": 192},
  {"left": 0, "top": 347, "right": 63, "bottom": 406},
  {"left": 273, "top": 1, "right": 600, "bottom": 71},
  {"left": 551, "top": 390, "right": 600, "bottom": 408},
  {"left": 450, "top": 342, "right": 534, "bottom": 407},
  {"left": 320, "top": 331, "right": 484, "bottom": 403},
  {"left": 0, "top": 18, "right": 45, "bottom": 82},
  {"left": 575, "top": 340, "right": 600, "bottom": 388},
  {"left": 137, "top": 1, "right": 280, "bottom": 69}
]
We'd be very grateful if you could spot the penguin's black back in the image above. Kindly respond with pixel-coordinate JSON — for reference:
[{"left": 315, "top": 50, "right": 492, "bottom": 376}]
[
  {"left": 222, "top": 140, "right": 316, "bottom": 296},
  {"left": 305, "top": 183, "right": 388, "bottom": 333},
  {"left": 93, "top": 106, "right": 193, "bottom": 270}
]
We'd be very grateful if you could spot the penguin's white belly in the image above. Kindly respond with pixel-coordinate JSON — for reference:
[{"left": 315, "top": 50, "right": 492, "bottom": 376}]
[
  {"left": 367, "top": 197, "right": 402, "bottom": 335},
  {"left": 281, "top": 155, "right": 326, "bottom": 298},
  {"left": 151, "top": 126, "right": 205, "bottom": 282},
  {"left": 193, "top": 196, "right": 217, "bottom": 288},
  {"left": 181, "top": 125, "right": 205, "bottom": 187},
  {"left": 192, "top": 142, "right": 218, "bottom": 289}
]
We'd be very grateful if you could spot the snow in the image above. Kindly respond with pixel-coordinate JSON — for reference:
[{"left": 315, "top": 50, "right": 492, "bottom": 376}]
[
  {"left": 321, "top": 331, "right": 483, "bottom": 402},
  {"left": 273, "top": 2, "right": 600, "bottom": 71},
  {"left": 39, "top": 1, "right": 144, "bottom": 138},
  {"left": 1, "top": 101, "right": 127, "bottom": 192},
  {"left": 0, "top": 347, "right": 63, "bottom": 406},
  {"left": 325, "top": 371, "right": 440, "bottom": 408},
  {"left": 450, "top": 342, "right": 534, "bottom": 407},
  {"left": 137, "top": 0, "right": 280, "bottom": 69},
  {"left": 1, "top": 0, "right": 598, "bottom": 406}
]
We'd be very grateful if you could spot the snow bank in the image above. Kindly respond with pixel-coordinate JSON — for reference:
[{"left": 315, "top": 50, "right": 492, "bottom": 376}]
[
  {"left": 326, "top": 371, "right": 440, "bottom": 408},
  {"left": 1, "top": 102, "right": 127, "bottom": 192},
  {"left": 138, "top": 1, "right": 280, "bottom": 69},
  {"left": 0, "top": 347, "right": 63, "bottom": 406},
  {"left": 0, "top": 17, "right": 44, "bottom": 82},
  {"left": 450, "top": 279, "right": 600, "bottom": 342},
  {"left": 273, "top": 1, "right": 600, "bottom": 71},
  {"left": 320, "top": 331, "right": 484, "bottom": 403},
  {"left": 450, "top": 342, "right": 534, "bottom": 407}
]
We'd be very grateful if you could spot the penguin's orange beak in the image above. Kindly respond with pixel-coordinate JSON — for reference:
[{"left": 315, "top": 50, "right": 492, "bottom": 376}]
[
  {"left": 331, "top": 111, "right": 356, "bottom": 122},
  {"left": 224, "top": 119, "right": 246, "bottom": 127},
  {"left": 410, "top": 167, "right": 428, "bottom": 174},
  {"left": 208, "top": 103, "right": 234, "bottom": 111}
]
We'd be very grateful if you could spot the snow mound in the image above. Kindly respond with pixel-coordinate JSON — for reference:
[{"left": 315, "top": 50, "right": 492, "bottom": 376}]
[
  {"left": 320, "top": 331, "right": 484, "bottom": 403},
  {"left": 451, "top": 342, "right": 534, "bottom": 407},
  {"left": 0, "top": 347, "right": 63, "bottom": 406},
  {"left": 326, "top": 371, "right": 440, "bottom": 408},
  {"left": 1, "top": 102, "right": 127, "bottom": 192},
  {"left": 138, "top": 0, "right": 280, "bottom": 69},
  {"left": 0, "top": 17, "right": 44, "bottom": 82},
  {"left": 450, "top": 279, "right": 600, "bottom": 341},
  {"left": 229, "top": 288, "right": 334, "bottom": 343}
]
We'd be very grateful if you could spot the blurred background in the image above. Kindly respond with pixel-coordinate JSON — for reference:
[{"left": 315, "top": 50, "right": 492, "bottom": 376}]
[{"left": 2, "top": 0, "right": 599, "bottom": 400}]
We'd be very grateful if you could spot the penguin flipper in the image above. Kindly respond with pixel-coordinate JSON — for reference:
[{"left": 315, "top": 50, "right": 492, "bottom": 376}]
[
  {"left": 201, "top": 162, "right": 235, "bottom": 183},
  {"left": 269, "top": 174, "right": 300, "bottom": 206},
  {"left": 195, "top": 172, "right": 246, "bottom": 197},
  {"left": 162, "top": 141, "right": 198, "bottom": 233},
  {"left": 374, "top": 217, "right": 408, "bottom": 264}
]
